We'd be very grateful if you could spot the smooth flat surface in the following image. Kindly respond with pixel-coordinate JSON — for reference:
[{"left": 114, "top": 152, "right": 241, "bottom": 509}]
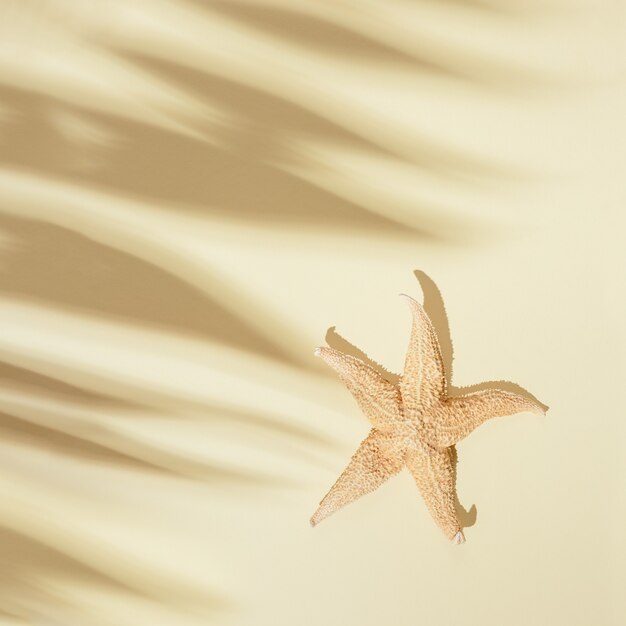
[{"left": 0, "top": 1, "right": 623, "bottom": 625}]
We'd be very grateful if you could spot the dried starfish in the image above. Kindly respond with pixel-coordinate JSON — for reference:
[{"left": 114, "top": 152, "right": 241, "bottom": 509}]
[{"left": 311, "top": 294, "right": 546, "bottom": 544}]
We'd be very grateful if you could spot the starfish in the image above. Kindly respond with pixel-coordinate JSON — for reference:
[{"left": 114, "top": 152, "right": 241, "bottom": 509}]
[{"left": 311, "top": 293, "right": 546, "bottom": 544}]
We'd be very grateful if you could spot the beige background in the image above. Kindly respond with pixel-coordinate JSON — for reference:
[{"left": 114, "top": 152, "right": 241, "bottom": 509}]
[{"left": 0, "top": 1, "right": 624, "bottom": 625}]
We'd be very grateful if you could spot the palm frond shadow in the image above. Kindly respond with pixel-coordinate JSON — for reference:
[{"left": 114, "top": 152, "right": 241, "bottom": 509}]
[
  {"left": 0, "top": 361, "right": 271, "bottom": 485},
  {"left": 435, "top": 0, "right": 515, "bottom": 13},
  {"left": 0, "top": 351, "right": 333, "bottom": 484},
  {"left": 0, "top": 525, "right": 226, "bottom": 623},
  {"left": 0, "top": 210, "right": 338, "bottom": 475},
  {"left": 0, "top": 358, "right": 326, "bottom": 617},
  {"left": 0, "top": 363, "right": 280, "bottom": 616},
  {"left": 187, "top": 0, "right": 560, "bottom": 90},
  {"left": 121, "top": 54, "right": 402, "bottom": 161},
  {"left": 0, "top": 67, "right": 498, "bottom": 242},
  {"left": 120, "top": 52, "right": 509, "bottom": 196},
  {"left": 190, "top": 0, "right": 462, "bottom": 77},
  {"left": 0, "top": 361, "right": 224, "bottom": 618},
  {"left": 0, "top": 83, "right": 418, "bottom": 237},
  {"left": 0, "top": 361, "right": 138, "bottom": 409},
  {"left": 0, "top": 212, "right": 298, "bottom": 367}
]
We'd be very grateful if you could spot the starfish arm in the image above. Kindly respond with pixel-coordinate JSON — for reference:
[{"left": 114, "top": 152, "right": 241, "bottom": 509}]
[
  {"left": 399, "top": 295, "right": 446, "bottom": 417},
  {"left": 426, "top": 389, "right": 546, "bottom": 448},
  {"left": 405, "top": 445, "right": 462, "bottom": 541},
  {"left": 314, "top": 346, "right": 403, "bottom": 430},
  {"left": 310, "top": 430, "right": 404, "bottom": 527}
]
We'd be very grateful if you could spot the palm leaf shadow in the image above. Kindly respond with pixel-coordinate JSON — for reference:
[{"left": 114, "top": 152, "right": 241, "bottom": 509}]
[
  {"left": 119, "top": 52, "right": 499, "bottom": 209},
  {"left": 192, "top": 0, "right": 461, "bottom": 76},
  {"left": 0, "top": 363, "right": 289, "bottom": 619},
  {"left": 0, "top": 212, "right": 338, "bottom": 471},
  {"left": 188, "top": 0, "right": 526, "bottom": 82},
  {"left": 0, "top": 83, "right": 419, "bottom": 237},
  {"left": 0, "top": 361, "right": 138, "bottom": 409},
  {"left": 0, "top": 360, "right": 274, "bottom": 484},
  {"left": 0, "top": 525, "right": 226, "bottom": 622},
  {"left": 0, "top": 212, "right": 292, "bottom": 364}
]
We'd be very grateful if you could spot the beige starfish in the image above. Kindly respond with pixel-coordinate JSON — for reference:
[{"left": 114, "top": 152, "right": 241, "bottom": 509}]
[{"left": 311, "top": 293, "right": 546, "bottom": 544}]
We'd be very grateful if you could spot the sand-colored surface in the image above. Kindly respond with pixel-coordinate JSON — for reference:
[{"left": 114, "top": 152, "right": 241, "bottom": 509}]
[{"left": 0, "top": 2, "right": 623, "bottom": 625}]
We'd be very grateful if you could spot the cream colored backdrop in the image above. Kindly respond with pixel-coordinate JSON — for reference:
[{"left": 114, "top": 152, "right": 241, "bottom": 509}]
[{"left": 0, "top": 1, "right": 623, "bottom": 625}]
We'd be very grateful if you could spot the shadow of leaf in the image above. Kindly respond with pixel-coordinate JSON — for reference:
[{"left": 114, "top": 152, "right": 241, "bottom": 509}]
[
  {"left": 0, "top": 213, "right": 291, "bottom": 364},
  {"left": 0, "top": 83, "right": 418, "bottom": 236},
  {"left": 0, "top": 358, "right": 283, "bottom": 485},
  {"left": 119, "top": 52, "right": 499, "bottom": 201},
  {"left": 187, "top": 0, "right": 556, "bottom": 90},
  {"left": 0, "top": 410, "right": 168, "bottom": 472},
  {"left": 0, "top": 210, "right": 338, "bottom": 474},
  {"left": 121, "top": 53, "right": 396, "bottom": 160},
  {"left": 198, "top": 0, "right": 459, "bottom": 76},
  {"left": 0, "top": 361, "right": 138, "bottom": 409},
  {"left": 0, "top": 525, "right": 225, "bottom": 622},
  {"left": 0, "top": 526, "right": 142, "bottom": 620},
  {"left": 0, "top": 405, "right": 270, "bottom": 484}
]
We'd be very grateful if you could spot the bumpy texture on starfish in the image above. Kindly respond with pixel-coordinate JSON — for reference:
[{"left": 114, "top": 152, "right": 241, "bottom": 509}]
[{"left": 311, "top": 294, "right": 546, "bottom": 544}]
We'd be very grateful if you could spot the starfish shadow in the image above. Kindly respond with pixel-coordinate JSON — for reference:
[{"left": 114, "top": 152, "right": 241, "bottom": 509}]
[
  {"left": 325, "top": 326, "right": 399, "bottom": 384},
  {"left": 450, "top": 445, "right": 478, "bottom": 529},
  {"left": 413, "top": 268, "right": 551, "bottom": 532},
  {"left": 413, "top": 269, "right": 549, "bottom": 410}
]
